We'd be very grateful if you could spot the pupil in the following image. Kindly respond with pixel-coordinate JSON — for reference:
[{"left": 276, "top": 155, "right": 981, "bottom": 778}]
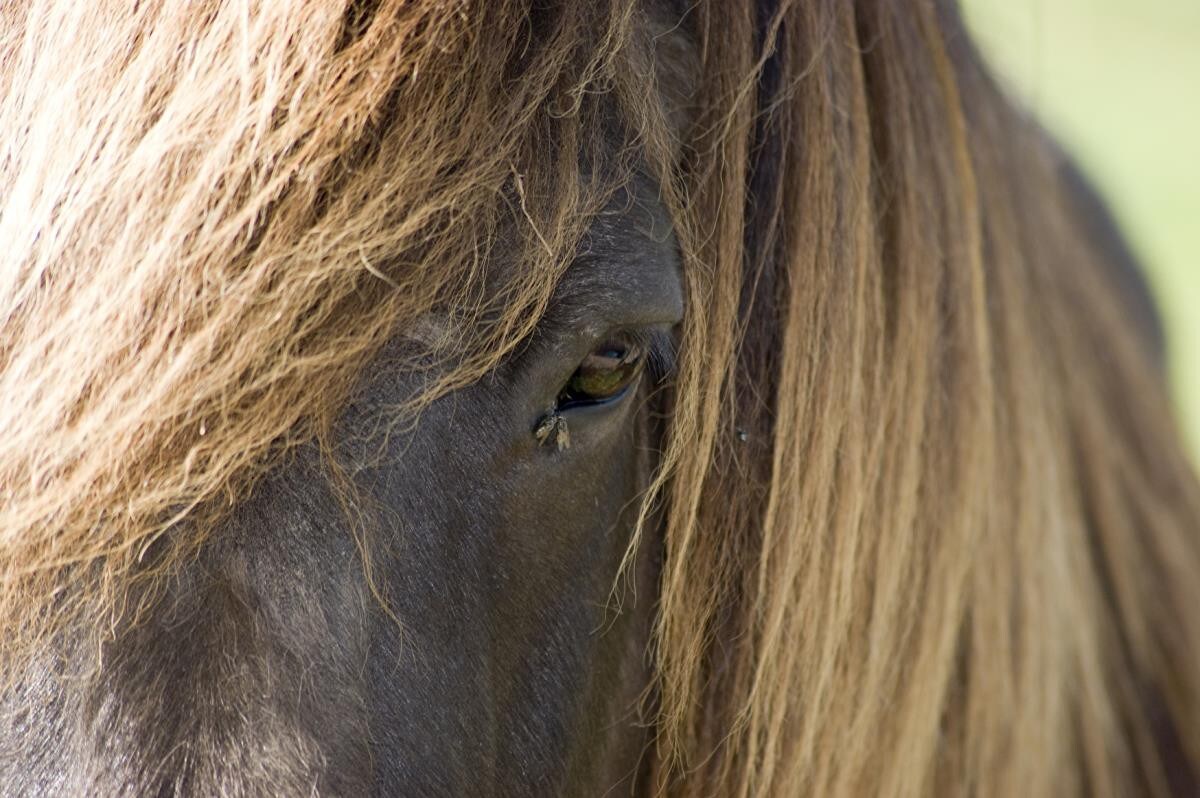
[{"left": 557, "top": 341, "right": 644, "bottom": 407}]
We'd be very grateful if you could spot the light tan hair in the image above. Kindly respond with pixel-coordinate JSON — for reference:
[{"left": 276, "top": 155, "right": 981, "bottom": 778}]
[{"left": 1, "top": 1, "right": 1197, "bottom": 795}]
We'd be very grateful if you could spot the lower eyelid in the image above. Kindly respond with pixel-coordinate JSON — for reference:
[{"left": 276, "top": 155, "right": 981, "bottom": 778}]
[{"left": 556, "top": 371, "right": 642, "bottom": 412}]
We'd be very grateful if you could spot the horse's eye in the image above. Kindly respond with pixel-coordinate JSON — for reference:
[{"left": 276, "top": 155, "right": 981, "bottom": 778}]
[{"left": 557, "top": 341, "right": 645, "bottom": 409}]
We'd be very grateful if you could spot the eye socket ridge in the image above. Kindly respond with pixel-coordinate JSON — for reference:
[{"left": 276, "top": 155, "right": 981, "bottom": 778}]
[{"left": 555, "top": 327, "right": 676, "bottom": 411}]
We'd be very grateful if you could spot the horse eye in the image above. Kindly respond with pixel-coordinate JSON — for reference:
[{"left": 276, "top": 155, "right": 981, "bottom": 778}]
[{"left": 557, "top": 340, "right": 645, "bottom": 409}]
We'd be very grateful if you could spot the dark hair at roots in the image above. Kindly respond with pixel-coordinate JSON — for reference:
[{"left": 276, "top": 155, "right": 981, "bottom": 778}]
[{"left": 1, "top": 1, "right": 1198, "bottom": 795}]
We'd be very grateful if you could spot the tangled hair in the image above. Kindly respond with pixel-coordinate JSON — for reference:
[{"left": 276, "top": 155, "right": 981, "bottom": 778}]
[{"left": 2, "top": 0, "right": 1198, "bottom": 795}]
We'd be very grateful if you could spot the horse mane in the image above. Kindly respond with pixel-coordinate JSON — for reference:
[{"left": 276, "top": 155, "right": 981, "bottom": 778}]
[{"left": 2, "top": 1, "right": 1198, "bottom": 795}]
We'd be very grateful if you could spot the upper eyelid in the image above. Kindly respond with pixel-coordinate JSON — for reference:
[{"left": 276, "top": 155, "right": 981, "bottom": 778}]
[{"left": 608, "top": 326, "right": 677, "bottom": 382}]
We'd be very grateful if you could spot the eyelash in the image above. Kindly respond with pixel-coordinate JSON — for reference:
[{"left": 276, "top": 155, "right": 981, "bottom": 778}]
[{"left": 629, "top": 327, "right": 678, "bottom": 382}]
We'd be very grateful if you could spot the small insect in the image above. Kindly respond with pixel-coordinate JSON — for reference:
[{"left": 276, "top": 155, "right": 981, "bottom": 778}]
[{"left": 534, "top": 409, "right": 570, "bottom": 452}]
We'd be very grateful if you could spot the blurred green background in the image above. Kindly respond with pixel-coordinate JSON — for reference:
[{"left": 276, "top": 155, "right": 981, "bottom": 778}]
[{"left": 961, "top": 0, "right": 1200, "bottom": 458}]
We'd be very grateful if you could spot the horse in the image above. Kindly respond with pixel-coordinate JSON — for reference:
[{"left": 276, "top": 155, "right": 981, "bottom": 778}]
[{"left": 1, "top": 0, "right": 1197, "bottom": 795}]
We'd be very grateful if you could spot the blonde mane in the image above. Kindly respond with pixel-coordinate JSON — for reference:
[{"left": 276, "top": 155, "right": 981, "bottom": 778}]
[{"left": 2, "top": 1, "right": 1198, "bottom": 795}]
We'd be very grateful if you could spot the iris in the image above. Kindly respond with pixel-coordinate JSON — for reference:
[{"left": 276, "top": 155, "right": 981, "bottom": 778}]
[{"left": 557, "top": 341, "right": 644, "bottom": 408}]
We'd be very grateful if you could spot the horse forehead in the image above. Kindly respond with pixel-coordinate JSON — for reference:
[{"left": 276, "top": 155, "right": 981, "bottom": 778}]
[
  {"left": 400, "top": 176, "right": 679, "bottom": 348},
  {"left": 645, "top": 0, "right": 700, "bottom": 141},
  {"left": 403, "top": 312, "right": 459, "bottom": 350}
]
